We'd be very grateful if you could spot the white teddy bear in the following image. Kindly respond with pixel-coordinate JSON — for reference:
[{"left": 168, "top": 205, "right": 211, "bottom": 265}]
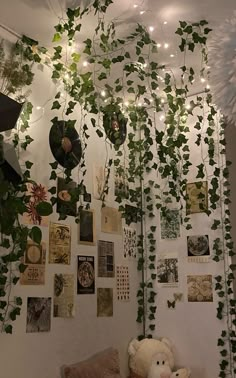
[
  {"left": 171, "top": 368, "right": 191, "bottom": 377},
  {"left": 147, "top": 352, "right": 172, "bottom": 378}
]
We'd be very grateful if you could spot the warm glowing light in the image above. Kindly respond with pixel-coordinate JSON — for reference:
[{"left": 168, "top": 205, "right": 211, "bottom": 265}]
[
  {"left": 83, "top": 61, "right": 88, "bottom": 67},
  {"left": 206, "top": 84, "right": 210, "bottom": 89},
  {"left": 201, "top": 77, "right": 206, "bottom": 83},
  {"left": 36, "top": 106, "right": 41, "bottom": 110},
  {"left": 143, "top": 62, "right": 147, "bottom": 68},
  {"left": 65, "top": 73, "right": 69, "bottom": 79},
  {"left": 138, "top": 102, "right": 142, "bottom": 107},
  {"left": 159, "top": 115, "right": 165, "bottom": 121},
  {"left": 125, "top": 101, "right": 129, "bottom": 106},
  {"left": 164, "top": 43, "right": 169, "bottom": 49},
  {"left": 133, "top": 4, "right": 138, "bottom": 8},
  {"left": 157, "top": 43, "right": 162, "bottom": 48},
  {"left": 101, "top": 90, "right": 106, "bottom": 97},
  {"left": 150, "top": 99, "right": 153, "bottom": 103},
  {"left": 104, "top": 99, "right": 108, "bottom": 103},
  {"left": 161, "top": 98, "right": 165, "bottom": 104},
  {"left": 140, "top": 10, "right": 145, "bottom": 15},
  {"left": 185, "top": 104, "right": 191, "bottom": 110},
  {"left": 149, "top": 26, "right": 154, "bottom": 32},
  {"left": 170, "top": 54, "right": 175, "bottom": 58},
  {"left": 163, "top": 21, "right": 168, "bottom": 25}
]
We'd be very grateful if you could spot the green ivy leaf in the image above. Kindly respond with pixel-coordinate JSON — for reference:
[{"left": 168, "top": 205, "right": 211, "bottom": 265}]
[
  {"left": 29, "top": 226, "right": 42, "bottom": 244},
  {"left": 36, "top": 201, "right": 53, "bottom": 216}
]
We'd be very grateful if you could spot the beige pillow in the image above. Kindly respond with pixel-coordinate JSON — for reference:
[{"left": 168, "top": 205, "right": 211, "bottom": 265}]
[{"left": 62, "top": 347, "right": 121, "bottom": 378}]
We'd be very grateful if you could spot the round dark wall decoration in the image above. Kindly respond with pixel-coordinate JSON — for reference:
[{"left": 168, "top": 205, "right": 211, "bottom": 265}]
[
  {"left": 49, "top": 120, "right": 82, "bottom": 169},
  {"left": 103, "top": 112, "right": 127, "bottom": 146}
]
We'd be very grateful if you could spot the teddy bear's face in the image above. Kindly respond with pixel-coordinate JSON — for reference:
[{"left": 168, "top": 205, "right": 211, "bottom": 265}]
[{"left": 148, "top": 352, "right": 172, "bottom": 378}]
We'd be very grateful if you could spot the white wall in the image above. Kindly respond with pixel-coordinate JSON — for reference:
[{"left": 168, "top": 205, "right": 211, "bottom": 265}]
[
  {"left": 150, "top": 103, "right": 227, "bottom": 378},
  {"left": 0, "top": 46, "right": 140, "bottom": 378}
]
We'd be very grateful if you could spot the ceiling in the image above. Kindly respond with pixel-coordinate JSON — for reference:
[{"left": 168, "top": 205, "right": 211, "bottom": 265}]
[{"left": 0, "top": 0, "right": 235, "bottom": 94}]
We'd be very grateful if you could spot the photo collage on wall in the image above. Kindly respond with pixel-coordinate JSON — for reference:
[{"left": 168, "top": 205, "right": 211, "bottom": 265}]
[
  {"left": 19, "top": 160, "right": 138, "bottom": 331},
  {"left": 158, "top": 180, "right": 214, "bottom": 309}
]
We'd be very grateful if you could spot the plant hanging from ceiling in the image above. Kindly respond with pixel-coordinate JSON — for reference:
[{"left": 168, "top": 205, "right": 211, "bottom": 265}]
[{"left": 0, "top": 36, "right": 52, "bottom": 333}]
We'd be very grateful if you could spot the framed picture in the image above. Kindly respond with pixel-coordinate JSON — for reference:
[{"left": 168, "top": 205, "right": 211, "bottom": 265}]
[
  {"left": 186, "top": 181, "right": 208, "bottom": 214},
  {"left": 78, "top": 209, "right": 95, "bottom": 245}
]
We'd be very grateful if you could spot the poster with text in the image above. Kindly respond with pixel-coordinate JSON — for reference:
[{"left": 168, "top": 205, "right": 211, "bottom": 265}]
[
  {"left": 157, "top": 255, "right": 179, "bottom": 287},
  {"left": 22, "top": 183, "right": 48, "bottom": 226},
  {"left": 98, "top": 240, "right": 114, "bottom": 278},
  {"left": 77, "top": 255, "right": 95, "bottom": 294},
  {"left": 161, "top": 209, "right": 180, "bottom": 239},
  {"left": 20, "top": 240, "right": 46, "bottom": 285},
  {"left": 49, "top": 222, "right": 71, "bottom": 264},
  {"left": 187, "top": 274, "right": 213, "bottom": 302},
  {"left": 116, "top": 265, "right": 130, "bottom": 301},
  {"left": 123, "top": 226, "right": 137, "bottom": 258},
  {"left": 54, "top": 274, "right": 74, "bottom": 318},
  {"left": 187, "top": 235, "right": 210, "bottom": 262},
  {"left": 26, "top": 297, "right": 51, "bottom": 333},
  {"left": 97, "top": 288, "right": 113, "bottom": 317},
  {"left": 101, "top": 206, "right": 122, "bottom": 234}
]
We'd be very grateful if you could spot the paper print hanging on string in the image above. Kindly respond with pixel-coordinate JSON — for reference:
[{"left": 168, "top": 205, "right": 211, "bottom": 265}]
[
  {"left": 20, "top": 240, "right": 46, "bottom": 285},
  {"left": 157, "top": 254, "right": 179, "bottom": 287},
  {"left": 97, "top": 288, "right": 113, "bottom": 317},
  {"left": 93, "top": 165, "right": 106, "bottom": 200},
  {"left": 26, "top": 297, "right": 51, "bottom": 333},
  {"left": 78, "top": 209, "right": 95, "bottom": 245},
  {"left": 186, "top": 181, "right": 208, "bottom": 214},
  {"left": 49, "top": 222, "right": 71, "bottom": 264},
  {"left": 53, "top": 274, "right": 74, "bottom": 318},
  {"left": 98, "top": 240, "right": 114, "bottom": 278},
  {"left": 114, "top": 165, "right": 129, "bottom": 199},
  {"left": 116, "top": 265, "right": 130, "bottom": 301},
  {"left": 123, "top": 226, "right": 137, "bottom": 259},
  {"left": 49, "top": 119, "right": 82, "bottom": 169},
  {"left": 77, "top": 255, "right": 95, "bottom": 294},
  {"left": 187, "top": 275, "right": 213, "bottom": 302},
  {"left": 57, "top": 177, "right": 77, "bottom": 217},
  {"left": 187, "top": 235, "right": 210, "bottom": 262},
  {"left": 160, "top": 209, "right": 180, "bottom": 239},
  {"left": 103, "top": 111, "right": 127, "bottom": 147},
  {"left": 22, "top": 183, "right": 49, "bottom": 226},
  {"left": 101, "top": 206, "right": 122, "bottom": 234}
]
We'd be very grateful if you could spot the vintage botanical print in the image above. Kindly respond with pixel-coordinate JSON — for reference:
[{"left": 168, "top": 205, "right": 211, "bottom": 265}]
[
  {"left": 160, "top": 209, "right": 180, "bottom": 239},
  {"left": 49, "top": 222, "right": 71, "bottom": 264},
  {"left": 187, "top": 275, "right": 213, "bottom": 302}
]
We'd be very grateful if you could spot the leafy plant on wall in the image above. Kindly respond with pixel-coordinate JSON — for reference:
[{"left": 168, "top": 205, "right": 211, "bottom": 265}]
[{"left": 0, "top": 37, "right": 52, "bottom": 333}]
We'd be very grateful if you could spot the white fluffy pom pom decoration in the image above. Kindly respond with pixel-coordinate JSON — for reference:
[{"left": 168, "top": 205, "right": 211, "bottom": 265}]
[{"left": 209, "top": 11, "right": 236, "bottom": 125}]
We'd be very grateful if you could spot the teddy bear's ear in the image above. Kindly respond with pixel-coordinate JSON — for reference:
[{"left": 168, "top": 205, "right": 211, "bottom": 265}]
[
  {"left": 128, "top": 339, "right": 140, "bottom": 356},
  {"left": 161, "top": 337, "right": 173, "bottom": 351}
]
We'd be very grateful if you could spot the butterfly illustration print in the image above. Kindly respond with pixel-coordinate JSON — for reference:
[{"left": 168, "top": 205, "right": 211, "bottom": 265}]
[{"left": 167, "top": 300, "right": 176, "bottom": 309}]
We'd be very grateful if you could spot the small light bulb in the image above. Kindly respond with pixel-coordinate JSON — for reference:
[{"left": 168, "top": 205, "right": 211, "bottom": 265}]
[
  {"left": 201, "top": 77, "right": 206, "bottom": 83},
  {"left": 149, "top": 26, "right": 154, "bottom": 32},
  {"left": 65, "top": 73, "right": 69, "bottom": 79},
  {"left": 185, "top": 104, "right": 191, "bottom": 110},
  {"left": 170, "top": 54, "right": 175, "bottom": 58},
  {"left": 83, "top": 61, "right": 88, "bottom": 67},
  {"left": 61, "top": 92, "right": 65, "bottom": 97},
  {"left": 104, "top": 99, "right": 108, "bottom": 103},
  {"left": 163, "top": 21, "right": 168, "bottom": 25},
  {"left": 101, "top": 90, "right": 106, "bottom": 97},
  {"left": 164, "top": 43, "right": 169, "bottom": 49},
  {"left": 125, "top": 101, "right": 129, "bottom": 106},
  {"left": 138, "top": 102, "right": 142, "bottom": 107},
  {"left": 150, "top": 99, "right": 153, "bottom": 103},
  {"left": 140, "top": 10, "right": 145, "bottom": 15},
  {"left": 159, "top": 115, "right": 165, "bottom": 121},
  {"left": 206, "top": 84, "right": 210, "bottom": 89},
  {"left": 133, "top": 4, "right": 138, "bottom": 8},
  {"left": 143, "top": 62, "right": 147, "bottom": 68},
  {"left": 36, "top": 106, "right": 41, "bottom": 110},
  {"left": 157, "top": 43, "right": 162, "bottom": 48},
  {"left": 161, "top": 98, "right": 165, "bottom": 104}
]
